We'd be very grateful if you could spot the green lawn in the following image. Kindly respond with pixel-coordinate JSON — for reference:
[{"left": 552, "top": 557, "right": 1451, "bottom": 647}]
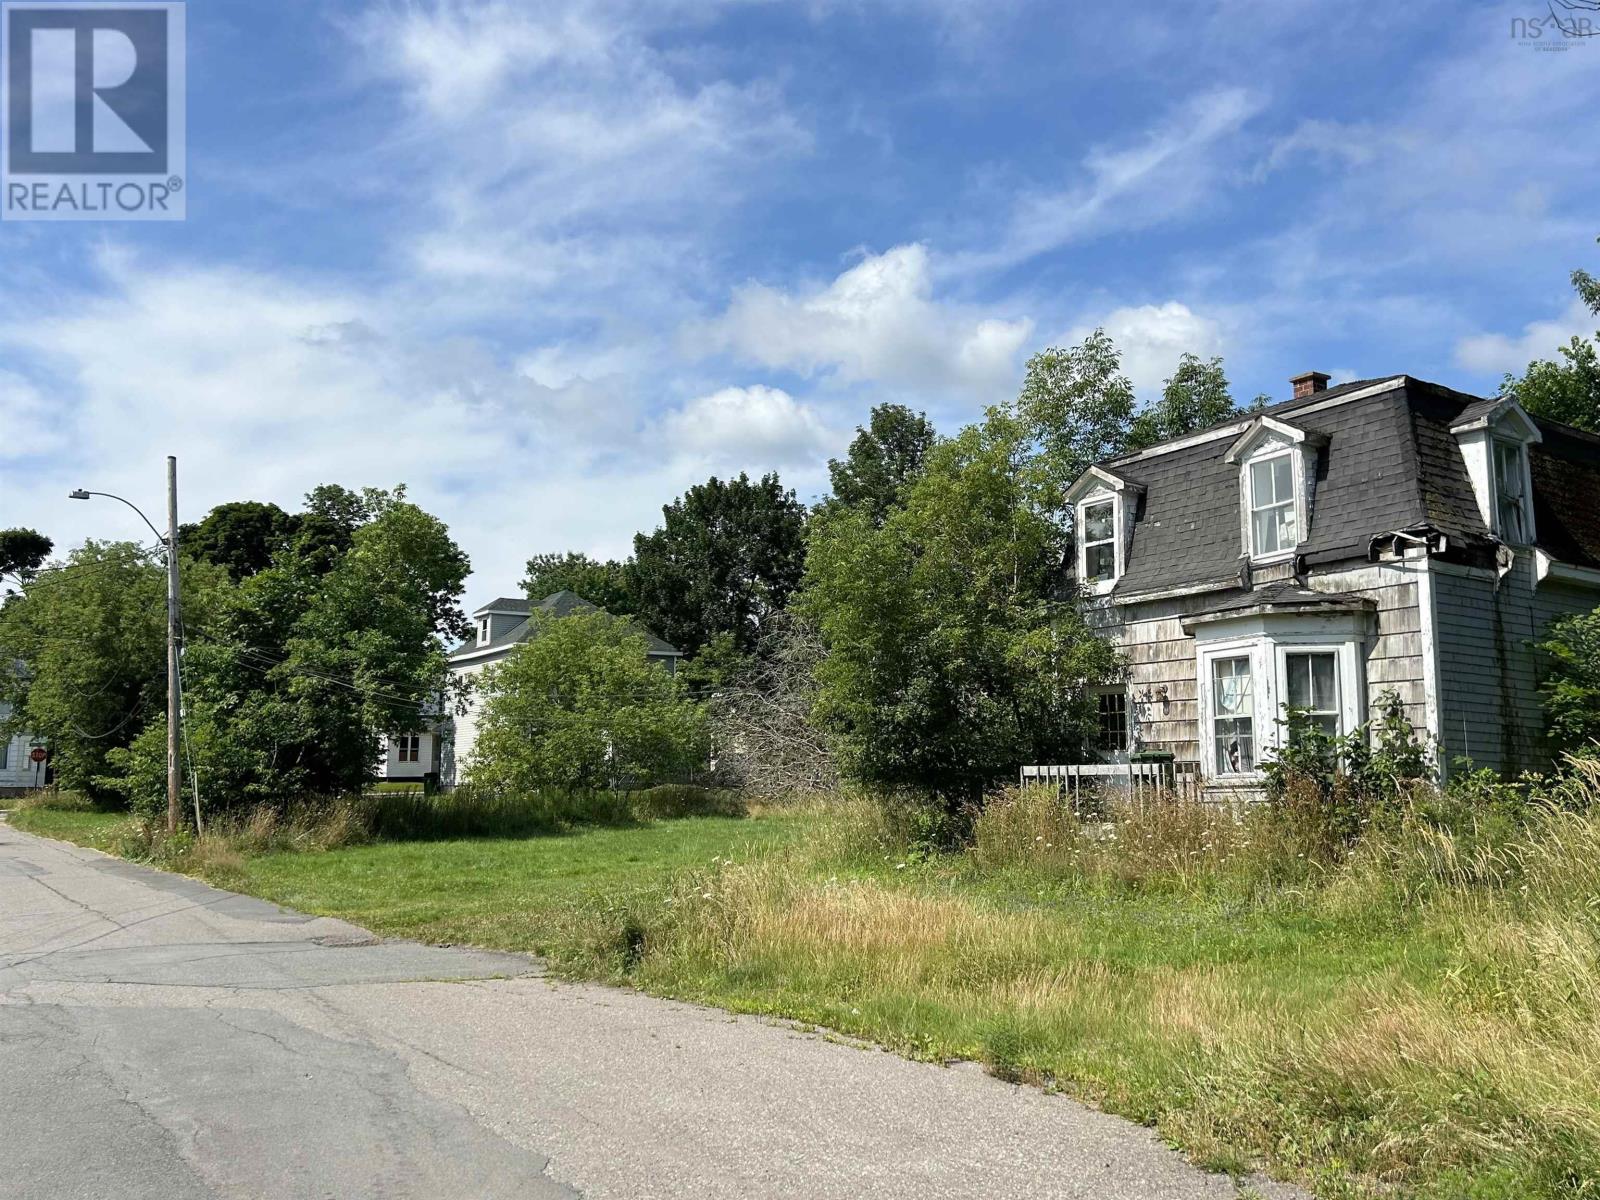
[
  {"left": 13, "top": 794, "right": 1598, "bottom": 1198},
  {"left": 5, "top": 806, "right": 135, "bottom": 853}
]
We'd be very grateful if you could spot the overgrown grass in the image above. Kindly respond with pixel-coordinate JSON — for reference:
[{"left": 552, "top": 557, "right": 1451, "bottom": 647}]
[{"left": 15, "top": 771, "right": 1600, "bottom": 1198}]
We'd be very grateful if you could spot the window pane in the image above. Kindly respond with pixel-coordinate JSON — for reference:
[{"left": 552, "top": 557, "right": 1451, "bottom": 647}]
[
  {"left": 1097, "top": 692, "right": 1128, "bottom": 752},
  {"left": 1214, "top": 718, "right": 1255, "bottom": 774},
  {"left": 1084, "top": 502, "right": 1114, "bottom": 542},
  {"left": 1086, "top": 543, "right": 1116, "bottom": 581},
  {"left": 1311, "top": 653, "right": 1336, "bottom": 709},
  {"left": 1250, "top": 459, "right": 1275, "bottom": 507},
  {"left": 1273, "top": 456, "right": 1293, "bottom": 503},
  {"left": 1286, "top": 654, "right": 1309, "bottom": 708}
]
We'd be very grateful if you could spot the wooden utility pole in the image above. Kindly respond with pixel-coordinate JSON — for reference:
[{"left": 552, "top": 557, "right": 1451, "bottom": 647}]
[{"left": 165, "top": 456, "right": 181, "bottom": 837}]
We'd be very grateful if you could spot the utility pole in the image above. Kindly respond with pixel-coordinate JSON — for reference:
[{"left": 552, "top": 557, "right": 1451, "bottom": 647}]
[
  {"left": 69, "top": 461, "right": 184, "bottom": 836},
  {"left": 165, "top": 456, "right": 181, "bottom": 838}
]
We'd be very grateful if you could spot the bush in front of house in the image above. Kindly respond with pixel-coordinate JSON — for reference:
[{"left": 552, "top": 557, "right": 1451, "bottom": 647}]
[
  {"left": 1541, "top": 606, "right": 1600, "bottom": 756},
  {"left": 466, "top": 609, "right": 709, "bottom": 797}
]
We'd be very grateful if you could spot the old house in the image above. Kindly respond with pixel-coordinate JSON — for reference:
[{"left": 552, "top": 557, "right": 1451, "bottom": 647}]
[
  {"left": 1068, "top": 372, "right": 1600, "bottom": 791},
  {"left": 380, "top": 590, "right": 683, "bottom": 787}
]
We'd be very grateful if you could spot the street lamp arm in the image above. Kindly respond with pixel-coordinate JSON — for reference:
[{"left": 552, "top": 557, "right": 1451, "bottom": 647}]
[{"left": 68, "top": 489, "right": 169, "bottom": 548}]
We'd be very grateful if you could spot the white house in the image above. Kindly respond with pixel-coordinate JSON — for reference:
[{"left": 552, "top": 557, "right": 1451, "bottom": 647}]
[
  {"left": 0, "top": 702, "right": 47, "bottom": 797},
  {"left": 379, "top": 590, "right": 683, "bottom": 788}
]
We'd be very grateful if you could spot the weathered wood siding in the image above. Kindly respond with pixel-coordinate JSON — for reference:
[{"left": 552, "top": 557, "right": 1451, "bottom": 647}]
[
  {"left": 1434, "top": 556, "right": 1597, "bottom": 775},
  {"left": 1096, "top": 561, "right": 1427, "bottom": 764}
]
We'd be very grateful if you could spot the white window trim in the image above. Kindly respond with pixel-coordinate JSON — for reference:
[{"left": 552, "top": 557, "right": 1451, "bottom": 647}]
[
  {"left": 1194, "top": 628, "right": 1366, "bottom": 783},
  {"left": 1076, "top": 491, "right": 1123, "bottom": 595},
  {"left": 1092, "top": 685, "right": 1132, "bottom": 762},
  {"left": 1243, "top": 450, "right": 1301, "bottom": 564},
  {"left": 1224, "top": 416, "right": 1322, "bottom": 567},
  {"left": 1490, "top": 436, "right": 1537, "bottom": 546}
]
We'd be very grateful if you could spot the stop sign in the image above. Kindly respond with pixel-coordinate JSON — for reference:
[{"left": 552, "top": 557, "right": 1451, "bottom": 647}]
[{"left": 29, "top": 747, "right": 46, "bottom": 764}]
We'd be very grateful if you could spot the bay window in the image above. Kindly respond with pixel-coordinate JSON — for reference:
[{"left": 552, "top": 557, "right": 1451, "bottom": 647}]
[
  {"left": 1284, "top": 651, "right": 1339, "bottom": 739},
  {"left": 1210, "top": 656, "right": 1255, "bottom": 775}
]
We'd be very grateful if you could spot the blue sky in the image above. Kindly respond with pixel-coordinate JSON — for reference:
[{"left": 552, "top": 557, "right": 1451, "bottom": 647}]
[{"left": 3, "top": 0, "right": 1598, "bottom": 595}]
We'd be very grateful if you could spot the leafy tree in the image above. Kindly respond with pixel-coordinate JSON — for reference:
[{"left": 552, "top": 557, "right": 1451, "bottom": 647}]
[
  {"left": 1127, "top": 354, "right": 1240, "bottom": 450},
  {"left": 0, "top": 529, "right": 53, "bottom": 586},
  {"left": 1504, "top": 238, "right": 1600, "bottom": 434},
  {"left": 1507, "top": 336, "right": 1600, "bottom": 434},
  {"left": 1003, "top": 329, "right": 1136, "bottom": 515},
  {"left": 181, "top": 501, "right": 294, "bottom": 581},
  {"left": 111, "top": 491, "right": 471, "bottom": 813},
  {"left": 468, "top": 610, "right": 707, "bottom": 794},
  {"left": 826, "top": 404, "right": 938, "bottom": 524},
  {"left": 0, "top": 541, "right": 226, "bottom": 800},
  {"left": 1541, "top": 607, "right": 1600, "bottom": 753},
  {"left": 800, "top": 421, "right": 1118, "bottom": 802},
  {"left": 629, "top": 473, "right": 807, "bottom": 658},
  {"left": 522, "top": 552, "right": 633, "bottom": 614}
]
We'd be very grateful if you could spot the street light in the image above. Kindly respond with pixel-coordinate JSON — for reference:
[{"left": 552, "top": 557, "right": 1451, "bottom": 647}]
[{"left": 69, "top": 458, "right": 183, "bottom": 837}]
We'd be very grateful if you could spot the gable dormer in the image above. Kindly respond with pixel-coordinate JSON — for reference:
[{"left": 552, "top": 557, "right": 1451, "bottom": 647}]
[
  {"left": 1450, "top": 396, "right": 1541, "bottom": 546},
  {"left": 1065, "top": 466, "right": 1143, "bottom": 594},
  {"left": 472, "top": 599, "right": 531, "bottom": 646},
  {"left": 1223, "top": 416, "right": 1328, "bottom": 564}
]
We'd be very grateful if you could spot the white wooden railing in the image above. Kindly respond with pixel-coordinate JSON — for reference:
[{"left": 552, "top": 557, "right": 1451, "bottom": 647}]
[{"left": 1020, "top": 760, "right": 1203, "bottom": 805}]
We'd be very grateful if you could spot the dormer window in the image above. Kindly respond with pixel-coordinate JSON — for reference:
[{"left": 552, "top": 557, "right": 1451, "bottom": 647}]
[
  {"left": 1493, "top": 439, "right": 1531, "bottom": 544},
  {"left": 478, "top": 617, "right": 491, "bottom": 646},
  {"left": 1249, "top": 453, "right": 1298, "bottom": 558},
  {"left": 1225, "top": 416, "right": 1325, "bottom": 566},
  {"left": 1082, "top": 501, "right": 1117, "bottom": 584}
]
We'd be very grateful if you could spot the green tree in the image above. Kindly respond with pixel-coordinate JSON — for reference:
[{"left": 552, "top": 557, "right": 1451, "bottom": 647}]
[
  {"left": 1504, "top": 238, "right": 1600, "bottom": 434},
  {"left": 0, "top": 541, "right": 226, "bottom": 800},
  {"left": 800, "top": 421, "right": 1118, "bottom": 802},
  {"left": 1004, "top": 329, "right": 1136, "bottom": 515},
  {"left": 1507, "top": 336, "right": 1600, "bottom": 434},
  {"left": 1127, "top": 354, "right": 1240, "bottom": 450},
  {"left": 826, "top": 404, "right": 938, "bottom": 524},
  {"left": 181, "top": 501, "right": 294, "bottom": 581},
  {"left": 1541, "top": 608, "right": 1600, "bottom": 753},
  {"left": 468, "top": 610, "right": 707, "bottom": 794},
  {"left": 629, "top": 473, "right": 807, "bottom": 658},
  {"left": 112, "top": 490, "right": 471, "bottom": 813},
  {"left": 522, "top": 552, "right": 633, "bottom": 614},
  {"left": 0, "top": 529, "right": 53, "bottom": 587}
]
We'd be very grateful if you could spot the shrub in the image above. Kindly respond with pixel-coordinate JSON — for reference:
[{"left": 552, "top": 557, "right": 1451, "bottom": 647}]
[{"left": 1541, "top": 607, "right": 1600, "bottom": 755}]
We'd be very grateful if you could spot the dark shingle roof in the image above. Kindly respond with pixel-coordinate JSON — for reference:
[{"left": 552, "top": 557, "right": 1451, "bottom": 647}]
[
  {"left": 473, "top": 597, "right": 531, "bottom": 616},
  {"left": 451, "top": 591, "right": 682, "bottom": 659},
  {"left": 1099, "top": 376, "right": 1596, "bottom": 600},
  {"left": 1530, "top": 418, "right": 1600, "bottom": 570}
]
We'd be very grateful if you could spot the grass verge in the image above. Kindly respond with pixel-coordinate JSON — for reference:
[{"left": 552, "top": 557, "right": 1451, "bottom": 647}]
[{"left": 13, "top": 783, "right": 1600, "bottom": 1199}]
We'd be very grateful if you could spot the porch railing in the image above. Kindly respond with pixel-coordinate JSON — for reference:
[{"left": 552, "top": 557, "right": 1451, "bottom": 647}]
[{"left": 1020, "top": 760, "right": 1203, "bottom": 805}]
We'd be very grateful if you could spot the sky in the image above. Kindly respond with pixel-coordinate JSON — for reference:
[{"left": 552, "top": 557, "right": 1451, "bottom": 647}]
[{"left": 2, "top": 0, "right": 1598, "bottom": 598}]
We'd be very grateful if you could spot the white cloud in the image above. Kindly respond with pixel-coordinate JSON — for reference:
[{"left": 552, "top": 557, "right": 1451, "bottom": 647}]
[
  {"left": 699, "top": 243, "right": 1033, "bottom": 400},
  {"left": 659, "top": 385, "right": 837, "bottom": 469},
  {"left": 1065, "top": 301, "right": 1225, "bottom": 396},
  {"left": 352, "top": 0, "right": 806, "bottom": 299},
  {"left": 1455, "top": 299, "right": 1595, "bottom": 376},
  {"left": 954, "top": 88, "right": 1265, "bottom": 273}
]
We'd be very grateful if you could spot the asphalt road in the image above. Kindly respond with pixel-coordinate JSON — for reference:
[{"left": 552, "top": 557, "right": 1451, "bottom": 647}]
[{"left": 0, "top": 820, "right": 1306, "bottom": 1200}]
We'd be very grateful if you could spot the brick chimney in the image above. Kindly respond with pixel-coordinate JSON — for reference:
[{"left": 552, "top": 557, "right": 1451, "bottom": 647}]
[{"left": 1290, "top": 371, "right": 1331, "bottom": 400}]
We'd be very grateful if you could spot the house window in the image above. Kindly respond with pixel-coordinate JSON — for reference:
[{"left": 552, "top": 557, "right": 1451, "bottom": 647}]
[
  {"left": 1493, "top": 440, "right": 1529, "bottom": 543},
  {"left": 1081, "top": 500, "right": 1118, "bottom": 585},
  {"left": 1211, "top": 656, "right": 1255, "bottom": 775},
  {"left": 1248, "top": 453, "right": 1297, "bottom": 558},
  {"left": 0, "top": 739, "right": 7, "bottom": 770},
  {"left": 1096, "top": 691, "right": 1129, "bottom": 754},
  {"left": 1284, "top": 651, "right": 1340, "bottom": 740},
  {"left": 478, "top": 617, "right": 491, "bottom": 645},
  {"left": 397, "top": 734, "right": 421, "bottom": 764}
]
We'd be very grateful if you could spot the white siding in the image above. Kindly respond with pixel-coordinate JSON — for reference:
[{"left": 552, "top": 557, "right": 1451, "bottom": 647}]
[
  {"left": 0, "top": 703, "right": 42, "bottom": 793},
  {"left": 1433, "top": 555, "right": 1598, "bottom": 775}
]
